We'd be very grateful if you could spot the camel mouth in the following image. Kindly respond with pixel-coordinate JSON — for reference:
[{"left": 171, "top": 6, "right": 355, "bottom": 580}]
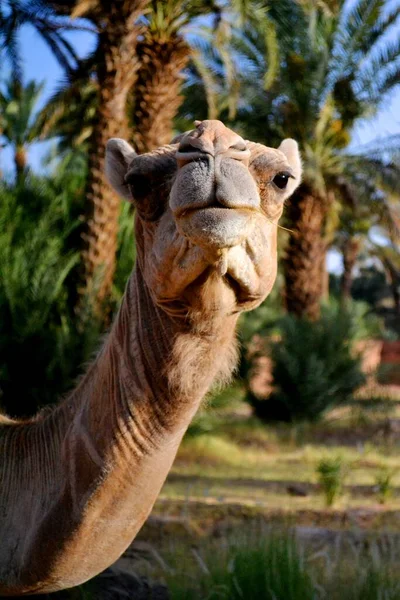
[
  {"left": 176, "top": 206, "right": 256, "bottom": 250},
  {"left": 175, "top": 203, "right": 257, "bottom": 219}
]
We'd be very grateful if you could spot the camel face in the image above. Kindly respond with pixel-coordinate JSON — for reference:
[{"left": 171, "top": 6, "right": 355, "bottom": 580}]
[{"left": 106, "top": 120, "right": 301, "bottom": 312}]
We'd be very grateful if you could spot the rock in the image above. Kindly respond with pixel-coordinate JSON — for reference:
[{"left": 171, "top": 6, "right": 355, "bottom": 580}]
[
  {"left": 287, "top": 484, "right": 308, "bottom": 497},
  {"left": 91, "top": 568, "right": 169, "bottom": 600}
]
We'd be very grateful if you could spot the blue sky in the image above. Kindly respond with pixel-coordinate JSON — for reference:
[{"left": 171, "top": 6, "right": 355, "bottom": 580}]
[{"left": 1, "top": 20, "right": 400, "bottom": 272}]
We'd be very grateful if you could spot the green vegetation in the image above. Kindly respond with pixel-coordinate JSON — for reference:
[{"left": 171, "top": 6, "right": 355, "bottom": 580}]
[
  {"left": 160, "top": 391, "right": 400, "bottom": 513},
  {"left": 245, "top": 308, "right": 366, "bottom": 423},
  {"left": 60, "top": 525, "right": 400, "bottom": 599},
  {"left": 0, "top": 172, "right": 83, "bottom": 416},
  {"left": 316, "top": 456, "right": 346, "bottom": 507},
  {"left": 375, "top": 467, "right": 397, "bottom": 505}
]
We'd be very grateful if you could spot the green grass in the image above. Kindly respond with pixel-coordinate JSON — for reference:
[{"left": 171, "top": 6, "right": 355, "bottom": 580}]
[
  {"left": 316, "top": 456, "right": 346, "bottom": 507},
  {"left": 172, "top": 431, "right": 400, "bottom": 486},
  {"left": 374, "top": 466, "right": 397, "bottom": 504}
]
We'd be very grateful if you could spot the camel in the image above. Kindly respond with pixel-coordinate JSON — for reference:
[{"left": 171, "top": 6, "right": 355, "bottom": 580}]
[{"left": 0, "top": 120, "right": 301, "bottom": 596}]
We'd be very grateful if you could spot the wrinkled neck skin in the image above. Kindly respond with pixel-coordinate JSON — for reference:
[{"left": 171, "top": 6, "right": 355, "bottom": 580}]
[{"left": 0, "top": 226, "right": 243, "bottom": 596}]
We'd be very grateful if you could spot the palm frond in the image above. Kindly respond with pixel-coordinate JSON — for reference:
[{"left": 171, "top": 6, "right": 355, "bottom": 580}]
[
  {"left": 191, "top": 50, "right": 219, "bottom": 119},
  {"left": 357, "top": 38, "right": 400, "bottom": 102},
  {"left": 261, "top": 17, "right": 279, "bottom": 90}
]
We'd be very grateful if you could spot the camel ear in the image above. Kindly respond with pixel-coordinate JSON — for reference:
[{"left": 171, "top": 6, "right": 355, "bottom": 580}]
[
  {"left": 105, "top": 138, "right": 137, "bottom": 200},
  {"left": 277, "top": 139, "right": 302, "bottom": 197}
]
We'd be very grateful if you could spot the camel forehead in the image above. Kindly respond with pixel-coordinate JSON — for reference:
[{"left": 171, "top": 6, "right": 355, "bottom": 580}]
[
  {"left": 247, "top": 143, "right": 291, "bottom": 167},
  {"left": 187, "top": 119, "right": 243, "bottom": 147},
  {"left": 180, "top": 121, "right": 288, "bottom": 164}
]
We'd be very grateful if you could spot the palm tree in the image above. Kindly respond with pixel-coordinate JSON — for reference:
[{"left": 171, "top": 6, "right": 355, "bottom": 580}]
[
  {"left": 0, "top": 78, "right": 45, "bottom": 178},
  {"left": 0, "top": 0, "right": 97, "bottom": 188},
  {"left": 131, "top": 0, "right": 190, "bottom": 153},
  {"left": 192, "top": 0, "right": 400, "bottom": 319},
  {"left": 41, "top": 0, "right": 150, "bottom": 306},
  {"left": 0, "top": 0, "right": 88, "bottom": 179},
  {"left": 334, "top": 141, "right": 400, "bottom": 303},
  {"left": 372, "top": 243, "right": 400, "bottom": 315},
  {"left": 0, "top": 0, "right": 85, "bottom": 81},
  {"left": 35, "top": 76, "right": 97, "bottom": 155},
  {"left": 130, "top": 0, "right": 273, "bottom": 153}
]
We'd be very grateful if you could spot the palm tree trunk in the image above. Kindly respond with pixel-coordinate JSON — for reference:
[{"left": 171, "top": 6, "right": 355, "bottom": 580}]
[
  {"left": 340, "top": 237, "right": 360, "bottom": 302},
  {"left": 82, "top": 1, "right": 149, "bottom": 306},
  {"left": 15, "top": 145, "right": 27, "bottom": 180},
  {"left": 321, "top": 246, "right": 329, "bottom": 301},
  {"left": 132, "top": 36, "right": 189, "bottom": 153},
  {"left": 283, "top": 184, "right": 328, "bottom": 321},
  {"left": 381, "top": 257, "right": 400, "bottom": 316}
]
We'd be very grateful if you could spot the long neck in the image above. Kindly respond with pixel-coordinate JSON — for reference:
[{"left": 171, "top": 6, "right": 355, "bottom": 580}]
[
  {"left": 72, "top": 265, "right": 238, "bottom": 453},
  {"left": 0, "top": 263, "right": 238, "bottom": 594}
]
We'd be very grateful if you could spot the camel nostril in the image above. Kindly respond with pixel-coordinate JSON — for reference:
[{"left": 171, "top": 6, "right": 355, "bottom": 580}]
[
  {"left": 178, "top": 142, "right": 202, "bottom": 154},
  {"left": 230, "top": 140, "right": 247, "bottom": 152},
  {"left": 176, "top": 138, "right": 213, "bottom": 166}
]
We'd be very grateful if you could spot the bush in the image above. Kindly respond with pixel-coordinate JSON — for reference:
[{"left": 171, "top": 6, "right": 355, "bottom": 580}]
[
  {"left": 237, "top": 280, "right": 284, "bottom": 383},
  {"left": 0, "top": 171, "right": 101, "bottom": 417},
  {"left": 329, "top": 298, "right": 384, "bottom": 341},
  {"left": 246, "top": 307, "right": 366, "bottom": 422},
  {"left": 316, "top": 456, "right": 346, "bottom": 507},
  {"left": 0, "top": 152, "right": 139, "bottom": 418},
  {"left": 375, "top": 467, "right": 396, "bottom": 504}
]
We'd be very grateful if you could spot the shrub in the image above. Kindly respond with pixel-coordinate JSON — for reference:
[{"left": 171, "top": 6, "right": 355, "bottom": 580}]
[
  {"left": 237, "top": 281, "right": 284, "bottom": 381},
  {"left": 328, "top": 298, "right": 384, "bottom": 341},
  {"left": 246, "top": 307, "right": 366, "bottom": 422},
  {"left": 0, "top": 172, "right": 102, "bottom": 417},
  {"left": 375, "top": 467, "right": 396, "bottom": 504},
  {"left": 316, "top": 456, "right": 346, "bottom": 507}
]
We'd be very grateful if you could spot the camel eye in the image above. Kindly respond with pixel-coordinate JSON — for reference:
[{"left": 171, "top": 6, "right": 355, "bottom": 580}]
[
  {"left": 127, "top": 174, "right": 151, "bottom": 199},
  {"left": 272, "top": 172, "right": 291, "bottom": 190}
]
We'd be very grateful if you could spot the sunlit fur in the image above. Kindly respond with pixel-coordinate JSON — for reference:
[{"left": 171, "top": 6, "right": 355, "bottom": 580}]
[{"left": 0, "top": 120, "right": 301, "bottom": 595}]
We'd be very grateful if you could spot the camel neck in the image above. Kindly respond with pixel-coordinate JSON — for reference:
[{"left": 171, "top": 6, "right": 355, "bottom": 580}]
[{"left": 70, "top": 263, "right": 238, "bottom": 459}]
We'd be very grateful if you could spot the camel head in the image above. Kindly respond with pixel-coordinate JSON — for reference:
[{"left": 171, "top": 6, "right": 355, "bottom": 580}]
[{"left": 106, "top": 120, "right": 301, "bottom": 316}]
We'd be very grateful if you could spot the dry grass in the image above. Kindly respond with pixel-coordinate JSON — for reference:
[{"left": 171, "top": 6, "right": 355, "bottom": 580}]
[
  {"left": 160, "top": 389, "right": 400, "bottom": 517},
  {"left": 115, "top": 389, "right": 400, "bottom": 598},
  {"left": 116, "top": 525, "right": 400, "bottom": 599}
]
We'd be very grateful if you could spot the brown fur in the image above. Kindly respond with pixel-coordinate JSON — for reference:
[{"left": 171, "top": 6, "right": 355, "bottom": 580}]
[{"left": 0, "top": 121, "right": 301, "bottom": 595}]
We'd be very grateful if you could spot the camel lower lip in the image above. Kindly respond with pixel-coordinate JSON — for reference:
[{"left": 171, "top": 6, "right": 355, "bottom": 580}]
[{"left": 176, "top": 207, "right": 255, "bottom": 249}]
